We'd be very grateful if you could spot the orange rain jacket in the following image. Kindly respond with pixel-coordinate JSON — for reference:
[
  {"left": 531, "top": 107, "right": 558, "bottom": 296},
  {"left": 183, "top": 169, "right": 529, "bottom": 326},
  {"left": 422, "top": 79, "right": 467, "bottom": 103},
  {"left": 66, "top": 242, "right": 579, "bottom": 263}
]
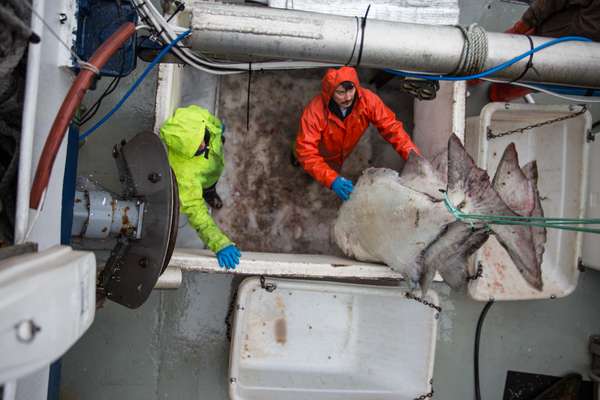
[{"left": 295, "top": 67, "right": 419, "bottom": 188}]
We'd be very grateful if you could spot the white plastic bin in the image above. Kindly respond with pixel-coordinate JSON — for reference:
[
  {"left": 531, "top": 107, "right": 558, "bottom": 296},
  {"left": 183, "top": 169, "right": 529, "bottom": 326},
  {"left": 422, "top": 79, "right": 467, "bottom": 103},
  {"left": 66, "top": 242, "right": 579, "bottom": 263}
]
[
  {"left": 229, "top": 278, "right": 439, "bottom": 400},
  {"left": 465, "top": 103, "right": 592, "bottom": 301}
]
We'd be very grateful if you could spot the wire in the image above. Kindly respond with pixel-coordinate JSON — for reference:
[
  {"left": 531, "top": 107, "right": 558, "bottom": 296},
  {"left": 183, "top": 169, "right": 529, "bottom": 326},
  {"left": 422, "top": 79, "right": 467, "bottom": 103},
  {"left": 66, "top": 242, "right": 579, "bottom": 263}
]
[
  {"left": 23, "top": 189, "right": 46, "bottom": 241},
  {"left": 474, "top": 300, "right": 494, "bottom": 400},
  {"left": 384, "top": 36, "right": 592, "bottom": 81},
  {"left": 130, "top": 0, "right": 340, "bottom": 73},
  {"left": 355, "top": 5, "right": 371, "bottom": 67},
  {"left": 79, "top": 29, "right": 192, "bottom": 141},
  {"left": 444, "top": 192, "right": 600, "bottom": 233},
  {"left": 23, "top": 1, "right": 100, "bottom": 75},
  {"left": 483, "top": 77, "right": 600, "bottom": 103},
  {"left": 76, "top": 75, "right": 122, "bottom": 126}
]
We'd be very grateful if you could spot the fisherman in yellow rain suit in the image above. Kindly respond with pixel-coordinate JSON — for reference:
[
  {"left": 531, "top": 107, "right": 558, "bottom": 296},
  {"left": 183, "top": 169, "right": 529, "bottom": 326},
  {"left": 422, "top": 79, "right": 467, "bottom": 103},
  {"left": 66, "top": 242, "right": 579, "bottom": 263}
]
[{"left": 160, "top": 105, "right": 241, "bottom": 269}]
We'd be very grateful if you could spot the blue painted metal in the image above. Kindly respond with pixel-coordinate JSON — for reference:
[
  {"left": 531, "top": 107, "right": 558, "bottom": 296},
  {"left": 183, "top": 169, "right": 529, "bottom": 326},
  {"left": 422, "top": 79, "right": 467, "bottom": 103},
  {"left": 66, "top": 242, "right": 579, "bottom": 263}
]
[
  {"left": 75, "top": 0, "right": 138, "bottom": 77},
  {"left": 47, "top": 359, "right": 62, "bottom": 400},
  {"left": 61, "top": 125, "right": 79, "bottom": 246}
]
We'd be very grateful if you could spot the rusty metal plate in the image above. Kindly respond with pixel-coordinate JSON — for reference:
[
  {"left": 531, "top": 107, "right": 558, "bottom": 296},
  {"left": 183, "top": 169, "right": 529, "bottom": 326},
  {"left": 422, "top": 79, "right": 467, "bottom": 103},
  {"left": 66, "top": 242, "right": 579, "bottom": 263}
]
[{"left": 102, "top": 132, "right": 178, "bottom": 308}]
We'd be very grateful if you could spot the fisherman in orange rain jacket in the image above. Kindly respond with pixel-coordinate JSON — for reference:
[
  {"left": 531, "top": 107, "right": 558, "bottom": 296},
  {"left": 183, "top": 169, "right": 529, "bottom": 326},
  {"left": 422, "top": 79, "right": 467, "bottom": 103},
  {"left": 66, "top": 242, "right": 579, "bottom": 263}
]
[{"left": 294, "top": 66, "right": 420, "bottom": 201}]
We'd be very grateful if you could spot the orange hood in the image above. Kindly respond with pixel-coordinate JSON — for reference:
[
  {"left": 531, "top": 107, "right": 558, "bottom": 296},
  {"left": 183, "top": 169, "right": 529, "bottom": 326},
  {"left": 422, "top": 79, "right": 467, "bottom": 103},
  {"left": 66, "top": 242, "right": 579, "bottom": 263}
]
[{"left": 321, "top": 67, "right": 360, "bottom": 103}]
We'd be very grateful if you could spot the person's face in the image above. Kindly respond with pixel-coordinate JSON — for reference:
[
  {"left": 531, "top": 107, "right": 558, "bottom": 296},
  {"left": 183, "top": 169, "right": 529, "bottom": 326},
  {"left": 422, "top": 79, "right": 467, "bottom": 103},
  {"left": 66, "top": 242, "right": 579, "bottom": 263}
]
[{"left": 332, "top": 84, "right": 356, "bottom": 108}]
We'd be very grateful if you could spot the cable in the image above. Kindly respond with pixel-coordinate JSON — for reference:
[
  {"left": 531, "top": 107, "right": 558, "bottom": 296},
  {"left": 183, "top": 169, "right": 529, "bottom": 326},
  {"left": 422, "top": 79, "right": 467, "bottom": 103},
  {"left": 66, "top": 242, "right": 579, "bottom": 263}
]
[
  {"left": 509, "top": 35, "right": 534, "bottom": 83},
  {"left": 29, "top": 22, "right": 137, "bottom": 210},
  {"left": 483, "top": 77, "right": 600, "bottom": 103},
  {"left": 384, "top": 36, "right": 592, "bottom": 81},
  {"left": 355, "top": 4, "right": 371, "bottom": 67},
  {"left": 79, "top": 29, "right": 192, "bottom": 141},
  {"left": 131, "top": 0, "right": 340, "bottom": 73},
  {"left": 345, "top": 16, "right": 360, "bottom": 65},
  {"left": 24, "top": 189, "right": 46, "bottom": 241},
  {"left": 474, "top": 300, "right": 494, "bottom": 400},
  {"left": 246, "top": 62, "right": 252, "bottom": 132},
  {"left": 76, "top": 75, "right": 122, "bottom": 126},
  {"left": 77, "top": 56, "right": 126, "bottom": 126},
  {"left": 444, "top": 191, "right": 600, "bottom": 233},
  {"left": 23, "top": 1, "right": 100, "bottom": 75}
]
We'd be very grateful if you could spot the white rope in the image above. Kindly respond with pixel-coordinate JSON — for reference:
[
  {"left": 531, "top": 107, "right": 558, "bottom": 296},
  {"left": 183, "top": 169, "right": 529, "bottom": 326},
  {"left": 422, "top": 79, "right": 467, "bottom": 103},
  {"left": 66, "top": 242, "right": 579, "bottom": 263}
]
[{"left": 455, "top": 23, "right": 488, "bottom": 76}]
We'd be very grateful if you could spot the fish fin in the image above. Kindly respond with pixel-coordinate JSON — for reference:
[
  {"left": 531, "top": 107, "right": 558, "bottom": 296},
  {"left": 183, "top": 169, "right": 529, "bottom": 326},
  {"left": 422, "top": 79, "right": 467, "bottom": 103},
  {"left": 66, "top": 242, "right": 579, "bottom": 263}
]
[
  {"left": 522, "top": 161, "right": 547, "bottom": 269},
  {"left": 492, "top": 143, "right": 535, "bottom": 216},
  {"left": 488, "top": 146, "right": 543, "bottom": 290},
  {"left": 431, "top": 148, "right": 448, "bottom": 181},
  {"left": 447, "top": 134, "right": 543, "bottom": 290},
  {"left": 399, "top": 151, "right": 445, "bottom": 200},
  {"left": 417, "top": 252, "right": 435, "bottom": 295},
  {"left": 423, "top": 222, "right": 489, "bottom": 290},
  {"left": 388, "top": 260, "right": 421, "bottom": 292}
]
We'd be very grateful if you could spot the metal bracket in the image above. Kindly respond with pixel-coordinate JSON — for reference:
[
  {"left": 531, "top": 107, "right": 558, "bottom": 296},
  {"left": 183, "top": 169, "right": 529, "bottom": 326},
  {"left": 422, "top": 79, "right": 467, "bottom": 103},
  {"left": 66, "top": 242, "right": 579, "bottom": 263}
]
[
  {"left": 55, "top": 0, "right": 78, "bottom": 69},
  {"left": 399, "top": 78, "right": 440, "bottom": 101},
  {"left": 259, "top": 275, "right": 277, "bottom": 292}
]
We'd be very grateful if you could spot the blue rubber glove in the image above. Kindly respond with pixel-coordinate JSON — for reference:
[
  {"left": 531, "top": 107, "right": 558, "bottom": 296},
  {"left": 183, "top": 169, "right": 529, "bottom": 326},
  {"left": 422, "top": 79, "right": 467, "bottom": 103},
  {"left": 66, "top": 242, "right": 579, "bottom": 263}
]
[
  {"left": 331, "top": 176, "right": 354, "bottom": 201},
  {"left": 216, "top": 244, "right": 241, "bottom": 270}
]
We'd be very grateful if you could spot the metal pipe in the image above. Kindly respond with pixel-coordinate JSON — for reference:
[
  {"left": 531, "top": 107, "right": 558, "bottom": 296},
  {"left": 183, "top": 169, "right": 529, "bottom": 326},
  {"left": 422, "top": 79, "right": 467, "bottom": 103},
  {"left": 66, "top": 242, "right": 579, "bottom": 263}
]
[
  {"left": 190, "top": 1, "right": 600, "bottom": 88},
  {"left": 71, "top": 190, "right": 141, "bottom": 239}
]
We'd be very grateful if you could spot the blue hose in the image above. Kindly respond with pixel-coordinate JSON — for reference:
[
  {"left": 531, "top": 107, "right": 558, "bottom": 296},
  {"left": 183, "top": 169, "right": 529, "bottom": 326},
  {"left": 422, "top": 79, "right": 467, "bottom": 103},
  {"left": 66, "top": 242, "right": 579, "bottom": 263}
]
[
  {"left": 79, "top": 30, "right": 192, "bottom": 141},
  {"left": 384, "top": 36, "right": 592, "bottom": 81},
  {"left": 528, "top": 83, "right": 600, "bottom": 97}
]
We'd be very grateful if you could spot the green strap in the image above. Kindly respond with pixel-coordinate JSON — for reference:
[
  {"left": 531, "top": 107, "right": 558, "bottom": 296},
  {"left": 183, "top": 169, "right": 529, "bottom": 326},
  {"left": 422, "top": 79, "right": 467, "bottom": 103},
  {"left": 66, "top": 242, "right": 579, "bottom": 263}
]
[{"left": 443, "top": 192, "right": 600, "bottom": 234}]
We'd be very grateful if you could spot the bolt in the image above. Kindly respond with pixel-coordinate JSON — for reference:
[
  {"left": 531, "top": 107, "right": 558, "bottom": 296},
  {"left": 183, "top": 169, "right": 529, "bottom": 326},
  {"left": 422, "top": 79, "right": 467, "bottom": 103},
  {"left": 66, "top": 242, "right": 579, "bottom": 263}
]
[
  {"left": 148, "top": 172, "right": 161, "bottom": 183},
  {"left": 58, "top": 13, "right": 67, "bottom": 24},
  {"left": 16, "top": 320, "right": 41, "bottom": 343}
]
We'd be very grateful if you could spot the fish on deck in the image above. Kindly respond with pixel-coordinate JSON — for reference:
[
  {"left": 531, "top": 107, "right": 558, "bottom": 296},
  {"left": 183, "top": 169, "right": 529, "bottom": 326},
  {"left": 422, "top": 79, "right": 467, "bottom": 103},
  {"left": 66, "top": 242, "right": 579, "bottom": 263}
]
[{"left": 334, "top": 134, "right": 545, "bottom": 292}]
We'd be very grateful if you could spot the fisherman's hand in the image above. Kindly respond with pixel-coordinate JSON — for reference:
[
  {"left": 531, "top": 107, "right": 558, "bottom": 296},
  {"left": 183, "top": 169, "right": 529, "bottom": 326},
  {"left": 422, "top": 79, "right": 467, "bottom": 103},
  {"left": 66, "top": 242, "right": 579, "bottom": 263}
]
[
  {"left": 331, "top": 176, "right": 354, "bottom": 201},
  {"left": 216, "top": 244, "right": 241, "bottom": 270},
  {"left": 505, "top": 19, "right": 535, "bottom": 35}
]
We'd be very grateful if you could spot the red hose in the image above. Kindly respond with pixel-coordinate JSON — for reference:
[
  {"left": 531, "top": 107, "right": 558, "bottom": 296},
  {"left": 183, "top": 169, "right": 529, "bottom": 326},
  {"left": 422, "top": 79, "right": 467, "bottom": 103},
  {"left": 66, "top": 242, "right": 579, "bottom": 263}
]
[{"left": 29, "top": 22, "right": 136, "bottom": 209}]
